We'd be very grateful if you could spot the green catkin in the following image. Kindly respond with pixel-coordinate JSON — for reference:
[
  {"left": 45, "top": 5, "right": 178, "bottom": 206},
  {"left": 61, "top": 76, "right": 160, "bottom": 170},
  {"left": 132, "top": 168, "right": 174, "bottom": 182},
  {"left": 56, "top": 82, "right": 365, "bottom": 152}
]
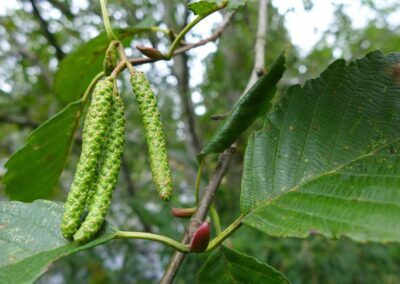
[
  {"left": 85, "top": 168, "right": 99, "bottom": 209},
  {"left": 73, "top": 94, "right": 125, "bottom": 243},
  {"left": 130, "top": 71, "right": 173, "bottom": 201},
  {"left": 61, "top": 78, "right": 113, "bottom": 239}
]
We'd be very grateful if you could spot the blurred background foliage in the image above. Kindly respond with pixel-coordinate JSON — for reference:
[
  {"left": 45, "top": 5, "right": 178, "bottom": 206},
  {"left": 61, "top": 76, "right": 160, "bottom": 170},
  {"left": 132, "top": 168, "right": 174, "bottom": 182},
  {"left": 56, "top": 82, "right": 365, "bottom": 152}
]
[{"left": 0, "top": 0, "right": 400, "bottom": 283}]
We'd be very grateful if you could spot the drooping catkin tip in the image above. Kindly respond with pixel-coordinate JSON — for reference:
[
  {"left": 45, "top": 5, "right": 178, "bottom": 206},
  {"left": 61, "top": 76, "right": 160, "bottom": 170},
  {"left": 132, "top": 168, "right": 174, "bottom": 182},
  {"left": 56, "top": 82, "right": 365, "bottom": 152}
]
[
  {"left": 60, "top": 219, "right": 76, "bottom": 239},
  {"left": 160, "top": 191, "right": 171, "bottom": 201},
  {"left": 73, "top": 230, "right": 87, "bottom": 244}
]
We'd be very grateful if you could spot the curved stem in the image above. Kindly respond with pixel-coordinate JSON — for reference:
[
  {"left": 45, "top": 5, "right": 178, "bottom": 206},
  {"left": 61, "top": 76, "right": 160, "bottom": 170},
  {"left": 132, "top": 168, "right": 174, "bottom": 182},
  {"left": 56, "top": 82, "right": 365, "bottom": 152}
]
[
  {"left": 195, "top": 157, "right": 206, "bottom": 205},
  {"left": 165, "top": 15, "right": 203, "bottom": 59},
  {"left": 115, "top": 42, "right": 135, "bottom": 75},
  {"left": 100, "top": 0, "right": 117, "bottom": 41},
  {"left": 115, "top": 231, "right": 191, "bottom": 253},
  {"left": 210, "top": 204, "right": 222, "bottom": 235},
  {"left": 149, "top": 26, "right": 170, "bottom": 35},
  {"left": 128, "top": 12, "right": 234, "bottom": 67},
  {"left": 82, "top": 71, "right": 104, "bottom": 102},
  {"left": 110, "top": 60, "right": 126, "bottom": 79},
  {"left": 165, "top": 2, "right": 227, "bottom": 59},
  {"left": 205, "top": 215, "right": 243, "bottom": 252}
]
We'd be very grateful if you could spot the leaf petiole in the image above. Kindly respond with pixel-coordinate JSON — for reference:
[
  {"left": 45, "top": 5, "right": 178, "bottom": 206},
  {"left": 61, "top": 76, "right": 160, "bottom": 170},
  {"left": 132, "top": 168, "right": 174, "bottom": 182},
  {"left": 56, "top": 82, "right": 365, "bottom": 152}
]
[
  {"left": 115, "top": 215, "right": 242, "bottom": 253},
  {"left": 82, "top": 71, "right": 104, "bottom": 102},
  {"left": 195, "top": 157, "right": 206, "bottom": 205},
  {"left": 210, "top": 204, "right": 222, "bottom": 235},
  {"left": 164, "top": 2, "right": 227, "bottom": 59},
  {"left": 115, "top": 231, "right": 191, "bottom": 252},
  {"left": 99, "top": 0, "right": 118, "bottom": 41},
  {"left": 205, "top": 215, "right": 243, "bottom": 252}
]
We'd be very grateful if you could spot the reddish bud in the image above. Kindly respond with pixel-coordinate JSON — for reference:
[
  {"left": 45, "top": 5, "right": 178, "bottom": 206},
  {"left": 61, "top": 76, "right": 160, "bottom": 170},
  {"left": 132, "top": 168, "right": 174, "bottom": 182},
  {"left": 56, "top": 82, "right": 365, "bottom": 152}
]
[
  {"left": 190, "top": 221, "right": 211, "bottom": 253},
  {"left": 136, "top": 45, "right": 165, "bottom": 60},
  {"left": 171, "top": 207, "right": 196, "bottom": 218}
]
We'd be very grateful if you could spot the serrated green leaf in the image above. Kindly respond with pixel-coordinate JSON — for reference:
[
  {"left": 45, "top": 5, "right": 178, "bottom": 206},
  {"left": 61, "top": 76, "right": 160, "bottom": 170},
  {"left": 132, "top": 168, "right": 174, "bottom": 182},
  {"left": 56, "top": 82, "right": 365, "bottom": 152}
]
[
  {"left": 0, "top": 200, "right": 117, "bottom": 284},
  {"left": 197, "top": 246, "right": 290, "bottom": 284},
  {"left": 241, "top": 50, "right": 400, "bottom": 243},
  {"left": 3, "top": 100, "right": 83, "bottom": 201},
  {"left": 55, "top": 28, "right": 142, "bottom": 103},
  {"left": 200, "top": 53, "right": 286, "bottom": 157}
]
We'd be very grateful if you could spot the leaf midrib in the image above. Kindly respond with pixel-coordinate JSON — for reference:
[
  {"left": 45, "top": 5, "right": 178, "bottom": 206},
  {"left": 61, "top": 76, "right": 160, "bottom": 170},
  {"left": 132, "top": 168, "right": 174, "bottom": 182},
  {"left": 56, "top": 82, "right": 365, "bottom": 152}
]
[{"left": 243, "top": 135, "right": 400, "bottom": 218}]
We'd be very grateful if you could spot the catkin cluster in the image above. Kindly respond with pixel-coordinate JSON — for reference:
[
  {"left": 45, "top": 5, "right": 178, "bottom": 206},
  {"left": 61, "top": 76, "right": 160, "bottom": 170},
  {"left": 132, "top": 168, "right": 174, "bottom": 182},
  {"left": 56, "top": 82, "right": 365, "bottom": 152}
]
[
  {"left": 130, "top": 71, "right": 173, "bottom": 201},
  {"left": 61, "top": 67, "right": 174, "bottom": 243},
  {"left": 61, "top": 77, "right": 125, "bottom": 243}
]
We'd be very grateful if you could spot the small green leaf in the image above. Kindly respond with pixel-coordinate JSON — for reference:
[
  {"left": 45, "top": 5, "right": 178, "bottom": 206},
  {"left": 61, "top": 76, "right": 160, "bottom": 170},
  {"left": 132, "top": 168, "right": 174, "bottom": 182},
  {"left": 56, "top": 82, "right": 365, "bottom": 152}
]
[
  {"left": 226, "top": 0, "right": 247, "bottom": 11},
  {"left": 188, "top": 0, "right": 246, "bottom": 14},
  {"left": 55, "top": 28, "right": 142, "bottom": 103},
  {"left": 197, "top": 246, "right": 290, "bottom": 284},
  {"left": 188, "top": 1, "right": 219, "bottom": 15},
  {"left": 241, "top": 50, "right": 400, "bottom": 243},
  {"left": 3, "top": 100, "right": 83, "bottom": 201},
  {"left": 0, "top": 200, "right": 117, "bottom": 284},
  {"left": 200, "top": 53, "right": 286, "bottom": 157}
]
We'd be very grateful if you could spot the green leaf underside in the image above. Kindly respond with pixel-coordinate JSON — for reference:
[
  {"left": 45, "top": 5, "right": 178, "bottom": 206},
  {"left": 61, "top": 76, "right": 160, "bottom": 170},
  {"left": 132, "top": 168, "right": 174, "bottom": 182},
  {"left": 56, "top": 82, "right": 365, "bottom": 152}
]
[
  {"left": 0, "top": 200, "right": 116, "bottom": 284},
  {"left": 226, "top": 0, "right": 247, "bottom": 11},
  {"left": 55, "top": 28, "right": 142, "bottom": 103},
  {"left": 200, "top": 52, "right": 286, "bottom": 157},
  {"left": 241, "top": 50, "right": 400, "bottom": 243},
  {"left": 197, "top": 246, "right": 290, "bottom": 284},
  {"left": 188, "top": 1, "right": 219, "bottom": 15},
  {"left": 188, "top": 0, "right": 247, "bottom": 14},
  {"left": 3, "top": 100, "right": 83, "bottom": 201}
]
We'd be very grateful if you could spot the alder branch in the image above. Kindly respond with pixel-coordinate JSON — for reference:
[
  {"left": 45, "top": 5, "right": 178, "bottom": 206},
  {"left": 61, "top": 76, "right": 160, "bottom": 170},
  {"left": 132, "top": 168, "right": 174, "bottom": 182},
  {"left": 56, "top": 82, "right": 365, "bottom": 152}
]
[
  {"left": 129, "top": 12, "right": 235, "bottom": 66},
  {"left": 244, "top": 0, "right": 268, "bottom": 92},
  {"left": 29, "top": 0, "right": 65, "bottom": 60},
  {"left": 160, "top": 147, "right": 236, "bottom": 284},
  {"left": 160, "top": 1, "right": 269, "bottom": 282}
]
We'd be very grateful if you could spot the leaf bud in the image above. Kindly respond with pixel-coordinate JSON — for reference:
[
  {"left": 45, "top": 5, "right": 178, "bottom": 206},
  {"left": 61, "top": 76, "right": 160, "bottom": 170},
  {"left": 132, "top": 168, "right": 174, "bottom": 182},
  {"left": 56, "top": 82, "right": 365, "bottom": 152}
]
[
  {"left": 190, "top": 221, "right": 211, "bottom": 253},
  {"left": 171, "top": 207, "right": 196, "bottom": 218}
]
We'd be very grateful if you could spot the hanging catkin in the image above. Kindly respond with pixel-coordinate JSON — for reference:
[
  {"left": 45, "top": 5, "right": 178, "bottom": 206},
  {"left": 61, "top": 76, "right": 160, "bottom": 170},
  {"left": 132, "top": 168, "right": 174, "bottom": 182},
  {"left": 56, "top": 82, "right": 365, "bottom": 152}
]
[
  {"left": 130, "top": 71, "right": 173, "bottom": 201},
  {"left": 74, "top": 94, "right": 125, "bottom": 243},
  {"left": 61, "top": 78, "right": 113, "bottom": 239}
]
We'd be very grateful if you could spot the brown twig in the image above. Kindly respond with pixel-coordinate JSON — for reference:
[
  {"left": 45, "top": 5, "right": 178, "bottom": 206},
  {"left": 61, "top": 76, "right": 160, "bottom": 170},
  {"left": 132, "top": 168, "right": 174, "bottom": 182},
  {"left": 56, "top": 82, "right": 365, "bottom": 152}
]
[
  {"left": 29, "top": 0, "right": 65, "bottom": 60},
  {"left": 244, "top": 0, "right": 268, "bottom": 92},
  {"left": 160, "top": 1, "right": 269, "bottom": 282},
  {"left": 129, "top": 12, "right": 235, "bottom": 66},
  {"left": 116, "top": 42, "right": 136, "bottom": 75},
  {"left": 160, "top": 147, "right": 236, "bottom": 284}
]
